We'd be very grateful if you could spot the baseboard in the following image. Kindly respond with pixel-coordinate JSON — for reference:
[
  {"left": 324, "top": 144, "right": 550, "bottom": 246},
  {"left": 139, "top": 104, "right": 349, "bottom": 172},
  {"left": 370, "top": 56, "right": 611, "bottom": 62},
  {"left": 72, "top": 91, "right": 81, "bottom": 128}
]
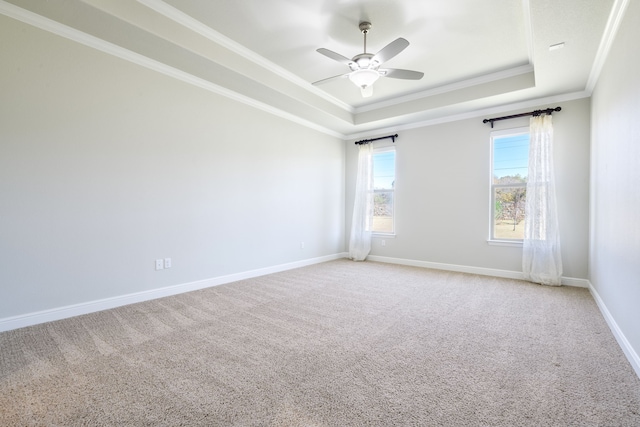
[
  {"left": 588, "top": 281, "right": 640, "bottom": 380},
  {"left": 559, "top": 276, "right": 590, "bottom": 288},
  {"left": 367, "top": 255, "right": 638, "bottom": 380},
  {"left": 4, "top": 252, "right": 635, "bottom": 380},
  {"left": 366, "top": 255, "right": 589, "bottom": 287},
  {"left": 366, "top": 255, "right": 526, "bottom": 280},
  {"left": 0, "top": 252, "right": 348, "bottom": 333}
]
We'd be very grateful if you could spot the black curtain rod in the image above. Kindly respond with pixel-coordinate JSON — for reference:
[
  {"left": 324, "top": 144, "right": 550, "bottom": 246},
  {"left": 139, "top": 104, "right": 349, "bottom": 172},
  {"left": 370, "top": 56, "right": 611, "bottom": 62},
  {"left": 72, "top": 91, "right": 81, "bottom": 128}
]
[
  {"left": 483, "top": 107, "right": 561, "bottom": 128},
  {"left": 355, "top": 133, "right": 398, "bottom": 145}
]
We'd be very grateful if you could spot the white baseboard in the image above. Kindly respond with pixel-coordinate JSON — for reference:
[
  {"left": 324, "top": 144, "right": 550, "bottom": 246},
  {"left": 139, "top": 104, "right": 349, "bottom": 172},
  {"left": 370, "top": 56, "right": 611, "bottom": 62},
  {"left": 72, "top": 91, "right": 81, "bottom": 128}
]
[
  {"left": 3, "top": 252, "right": 636, "bottom": 381},
  {"left": 366, "top": 255, "right": 590, "bottom": 288},
  {"left": 367, "top": 255, "right": 638, "bottom": 380},
  {"left": 0, "top": 252, "right": 348, "bottom": 333},
  {"left": 588, "top": 282, "right": 640, "bottom": 380},
  {"left": 559, "top": 276, "right": 590, "bottom": 288}
]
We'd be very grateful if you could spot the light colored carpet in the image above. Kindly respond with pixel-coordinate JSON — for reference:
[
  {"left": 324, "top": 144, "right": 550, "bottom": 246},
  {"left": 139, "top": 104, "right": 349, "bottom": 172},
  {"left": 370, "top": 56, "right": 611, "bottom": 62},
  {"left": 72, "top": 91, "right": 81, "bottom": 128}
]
[{"left": 1, "top": 260, "right": 639, "bottom": 426}]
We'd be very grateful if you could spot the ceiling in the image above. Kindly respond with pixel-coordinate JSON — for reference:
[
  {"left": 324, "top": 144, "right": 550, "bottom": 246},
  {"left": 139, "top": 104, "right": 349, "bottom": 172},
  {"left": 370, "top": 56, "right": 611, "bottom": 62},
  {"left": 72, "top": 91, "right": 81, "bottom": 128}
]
[{"left": 0, "top": 0, "right": 622, "bottom": 138}]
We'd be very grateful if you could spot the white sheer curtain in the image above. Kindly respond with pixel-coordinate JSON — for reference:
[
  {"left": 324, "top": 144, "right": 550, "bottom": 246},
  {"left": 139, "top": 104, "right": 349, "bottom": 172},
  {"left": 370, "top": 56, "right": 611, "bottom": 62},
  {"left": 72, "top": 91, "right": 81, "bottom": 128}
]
[
  {"left": 348, "top": 143, "right": 374, "bottom": 261},
  {"left": 523, "top": 115, "right": 563, "bottom": 285}
]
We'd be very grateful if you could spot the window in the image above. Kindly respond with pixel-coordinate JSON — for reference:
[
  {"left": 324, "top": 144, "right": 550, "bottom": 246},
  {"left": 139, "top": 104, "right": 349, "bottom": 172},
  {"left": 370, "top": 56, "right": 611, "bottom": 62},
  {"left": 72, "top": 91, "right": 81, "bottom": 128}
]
[
  {"left": 372, "top": 147, "right": 396, "bottom": 234},
  {"left": 490, "top": 128, "right": 529, "bottom": 241}
]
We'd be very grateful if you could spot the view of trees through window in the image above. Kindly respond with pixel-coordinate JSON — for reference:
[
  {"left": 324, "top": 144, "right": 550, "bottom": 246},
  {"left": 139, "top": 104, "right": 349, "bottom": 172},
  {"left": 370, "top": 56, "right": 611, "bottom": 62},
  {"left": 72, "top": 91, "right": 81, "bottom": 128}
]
[
  {"left": 492, "top": 131, "right": 529, "bottom": 240},
  {"left": 372, "top": 149, "right": 395, "bottom": 233}
]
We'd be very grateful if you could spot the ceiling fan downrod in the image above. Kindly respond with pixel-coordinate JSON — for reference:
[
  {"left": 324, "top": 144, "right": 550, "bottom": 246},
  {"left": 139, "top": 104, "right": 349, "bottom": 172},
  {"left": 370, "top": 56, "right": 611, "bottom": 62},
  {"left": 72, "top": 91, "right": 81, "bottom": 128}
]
[{"left": 359, "top": 21, "right": 371, "bottom": 53}]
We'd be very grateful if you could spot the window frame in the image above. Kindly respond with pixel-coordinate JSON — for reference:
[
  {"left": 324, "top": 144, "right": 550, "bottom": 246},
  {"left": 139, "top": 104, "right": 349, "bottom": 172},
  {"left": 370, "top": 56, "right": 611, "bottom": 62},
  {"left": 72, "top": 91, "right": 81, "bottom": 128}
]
[
  {"left": 372, "top": 145, "right": 396, "bottom": 237},
  {"left": 488, "top": 127, "right": 529, "bottom": 246}
]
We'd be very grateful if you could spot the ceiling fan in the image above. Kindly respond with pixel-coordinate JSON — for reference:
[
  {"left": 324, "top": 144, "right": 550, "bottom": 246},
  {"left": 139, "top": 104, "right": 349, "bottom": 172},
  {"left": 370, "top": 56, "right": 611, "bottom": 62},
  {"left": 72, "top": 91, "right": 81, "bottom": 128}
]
[{"left": 313, "top": 21, "right": 424, "bottom": 98}]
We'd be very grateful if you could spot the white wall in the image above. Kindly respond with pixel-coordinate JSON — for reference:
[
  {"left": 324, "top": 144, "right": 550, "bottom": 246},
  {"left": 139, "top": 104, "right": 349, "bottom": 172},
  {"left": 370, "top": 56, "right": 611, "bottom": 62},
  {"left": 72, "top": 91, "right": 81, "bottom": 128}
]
[
  {"left": 590, "top": 0, "right": 640, "bottom": 370},
  {"left": 346, "top": 98, "right": 591, "bottom": 279},
  {"left": 0, "top": 16, "right": 345, "bottom": 320}
]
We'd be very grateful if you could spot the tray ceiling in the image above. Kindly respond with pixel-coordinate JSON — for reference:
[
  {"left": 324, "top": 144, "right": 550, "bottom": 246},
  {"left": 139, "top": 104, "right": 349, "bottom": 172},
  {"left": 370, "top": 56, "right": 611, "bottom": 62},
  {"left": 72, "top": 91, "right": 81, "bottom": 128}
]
[{"left": 0, "top": 0, "right": 621, "bottom": 138}]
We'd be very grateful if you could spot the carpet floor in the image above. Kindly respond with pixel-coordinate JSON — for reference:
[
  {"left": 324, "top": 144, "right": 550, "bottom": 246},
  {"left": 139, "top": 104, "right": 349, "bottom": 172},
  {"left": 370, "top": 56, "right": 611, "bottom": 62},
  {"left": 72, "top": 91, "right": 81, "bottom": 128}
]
[{"left": 1, "top": 260, "right": 639, "bottom": 426}]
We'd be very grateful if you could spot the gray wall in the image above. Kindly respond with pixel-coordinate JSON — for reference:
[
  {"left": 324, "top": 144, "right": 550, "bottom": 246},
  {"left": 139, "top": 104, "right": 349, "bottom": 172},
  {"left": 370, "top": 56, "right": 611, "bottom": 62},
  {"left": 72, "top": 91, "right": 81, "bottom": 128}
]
[
  {"left": 0, "top": 16, "right": 345, "bottom": 319},
  {"left": 346, "top": 98, "right": 591, "bottom": 279},
  {"left": 590, "top": 0, "right": 640, "bottom": 368}
]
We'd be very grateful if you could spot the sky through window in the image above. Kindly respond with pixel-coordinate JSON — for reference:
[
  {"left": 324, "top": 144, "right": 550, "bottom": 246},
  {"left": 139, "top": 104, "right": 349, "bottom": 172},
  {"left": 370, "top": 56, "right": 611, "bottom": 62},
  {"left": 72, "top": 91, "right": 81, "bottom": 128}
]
[
  {"left": 493, "top": 134, "right": 529, "bottom": 179},
  {"left": 373, "top": 150, "right": 395, "bottom": 189}
]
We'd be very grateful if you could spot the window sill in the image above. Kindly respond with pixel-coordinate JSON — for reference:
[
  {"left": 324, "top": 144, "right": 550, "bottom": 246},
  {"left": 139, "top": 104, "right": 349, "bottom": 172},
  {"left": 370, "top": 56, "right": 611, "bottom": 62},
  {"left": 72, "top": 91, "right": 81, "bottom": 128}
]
[
  {"left": 373, "top": 233, "right": 396, "bottom": 238},
  {"left": 487, "top": 239, "right": 522, "bottom": 247}
]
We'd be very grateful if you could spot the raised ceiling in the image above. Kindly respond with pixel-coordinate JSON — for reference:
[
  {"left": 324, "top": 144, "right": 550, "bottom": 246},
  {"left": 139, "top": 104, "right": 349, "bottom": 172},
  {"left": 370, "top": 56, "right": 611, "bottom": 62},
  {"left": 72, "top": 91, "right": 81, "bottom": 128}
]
[{"left": 0, "top": 0, "right": 623, "bottom": 138}]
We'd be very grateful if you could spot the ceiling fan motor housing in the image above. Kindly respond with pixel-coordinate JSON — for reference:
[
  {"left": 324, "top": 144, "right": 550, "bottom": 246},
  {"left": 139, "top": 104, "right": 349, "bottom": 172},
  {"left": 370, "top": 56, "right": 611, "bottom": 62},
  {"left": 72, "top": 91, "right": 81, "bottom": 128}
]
[
  {"left": 359, "top": 21, "right": 372, "bottom": 33},
  {"left": 350, "top": 53, "right": 378, "bottom": 71}
]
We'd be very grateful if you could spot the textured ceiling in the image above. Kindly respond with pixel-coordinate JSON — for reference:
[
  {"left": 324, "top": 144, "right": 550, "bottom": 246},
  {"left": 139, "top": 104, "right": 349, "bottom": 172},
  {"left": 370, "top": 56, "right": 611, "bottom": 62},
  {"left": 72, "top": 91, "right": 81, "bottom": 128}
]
[{"left": 0, "top": 0, "right": 619, "bottom": 137}]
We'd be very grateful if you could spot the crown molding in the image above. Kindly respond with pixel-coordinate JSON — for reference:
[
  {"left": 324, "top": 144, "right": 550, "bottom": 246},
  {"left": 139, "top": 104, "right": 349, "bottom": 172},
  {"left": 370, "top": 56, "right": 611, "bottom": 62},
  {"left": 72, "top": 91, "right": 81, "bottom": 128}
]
[
  {"left": 521, "top": 0, "right": 535, "bottom": 66},
  {"left": 586, "top": 0, "right": 630, "bottom": 93},
  {"left": 353, "top": 64, "right": 534, "bottom": 114},
  {"left": 345, "top": 90, "right": 590, "bottom": 141},
  {"left": 1, "top": 0, "right": 609, "bottom": 142},
  {"left": 136, "top": 0, "right": 353, "bottom": 114},
  {"left": 0, "top": 0, "right": 345, "bottom": 139}
]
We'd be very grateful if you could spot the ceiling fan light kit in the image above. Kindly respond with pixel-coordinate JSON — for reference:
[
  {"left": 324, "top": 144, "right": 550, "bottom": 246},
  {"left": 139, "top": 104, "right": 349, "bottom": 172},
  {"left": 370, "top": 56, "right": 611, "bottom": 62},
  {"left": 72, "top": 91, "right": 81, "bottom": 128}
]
[
  {"left": 313, "top": 21, "right": 424, "bottom": 98},
  {"left": 349, "top": 68, "right": 380, "bottom": 89}
]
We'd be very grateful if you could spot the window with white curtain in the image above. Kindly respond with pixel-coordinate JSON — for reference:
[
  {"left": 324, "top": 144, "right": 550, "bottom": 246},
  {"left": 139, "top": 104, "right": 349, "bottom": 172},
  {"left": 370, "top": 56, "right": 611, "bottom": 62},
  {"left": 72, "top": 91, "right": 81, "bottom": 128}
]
[
  {"left": 490, "top": 127, "right": 529, "bottom": 242},
  {"left": 372, "top": 147, "right": 396, "bottom": 234}
]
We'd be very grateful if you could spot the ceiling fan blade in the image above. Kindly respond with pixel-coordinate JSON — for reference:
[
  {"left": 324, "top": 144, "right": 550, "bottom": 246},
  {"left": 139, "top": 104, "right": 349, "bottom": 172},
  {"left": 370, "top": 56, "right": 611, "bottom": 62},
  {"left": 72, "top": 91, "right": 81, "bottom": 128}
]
[
  {"left": 316, "top": 48, "right": 354, "bottom": 66},
  {"left": 380, "top": 68, "right": 424, "bottom": 80},
  {"left": 361, "top": 85, "right": 374, "bottom": 98},
  {"left": 312, "top": 74, "right": 349, "bottom": 86},
  {"left": 372, "top": 38, "right": 409, "bottom": 64}
]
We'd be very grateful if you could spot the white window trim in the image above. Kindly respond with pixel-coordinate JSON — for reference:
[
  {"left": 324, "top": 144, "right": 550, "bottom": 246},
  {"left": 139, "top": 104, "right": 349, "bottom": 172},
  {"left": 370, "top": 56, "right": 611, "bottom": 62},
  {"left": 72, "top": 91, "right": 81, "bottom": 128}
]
[
  {"left": 487, "top": 239, "right": 522, "bottom": 247},
  {"left": 488, "top": 126, "right": 528, "bottom": 246},
  {"left": 373, "top": 233, "right": 396, "bottom": 239},
  {"left": 372, "top": 145, "right": 396, "bottom": 237}
]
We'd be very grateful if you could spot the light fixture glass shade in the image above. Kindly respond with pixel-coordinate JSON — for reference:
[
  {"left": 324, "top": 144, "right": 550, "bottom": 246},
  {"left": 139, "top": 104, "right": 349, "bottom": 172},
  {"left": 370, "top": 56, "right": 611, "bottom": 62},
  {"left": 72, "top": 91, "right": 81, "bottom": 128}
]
[{"left": 349, "top": 69, "right": 380, "bottom": 88}]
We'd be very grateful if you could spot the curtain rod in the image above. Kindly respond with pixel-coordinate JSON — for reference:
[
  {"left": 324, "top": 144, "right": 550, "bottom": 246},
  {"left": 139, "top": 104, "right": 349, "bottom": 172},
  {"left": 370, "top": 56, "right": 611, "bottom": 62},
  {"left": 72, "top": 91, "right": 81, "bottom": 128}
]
[
  {"left": 355, "top": 133, "right": 398, "bottom": 145},
  {"left": 483, "top": 107, "right": 561, "bottom": 128}
]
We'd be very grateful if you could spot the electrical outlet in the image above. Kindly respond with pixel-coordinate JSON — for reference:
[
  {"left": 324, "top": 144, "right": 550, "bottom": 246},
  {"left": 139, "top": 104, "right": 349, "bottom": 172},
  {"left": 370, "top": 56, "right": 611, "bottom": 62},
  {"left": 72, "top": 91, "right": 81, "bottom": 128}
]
[
  {"left": 155, "top": 259, "right": 164, "bottom": 270},
  {"left": 381, "top": 240, "right": 386, "bottom": 246},
  {"left": 164, "top": 258, "right": 172, "bottom": 269},
  {"left": 300, "top": 242, "right": 305, "bottom": 249}
]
